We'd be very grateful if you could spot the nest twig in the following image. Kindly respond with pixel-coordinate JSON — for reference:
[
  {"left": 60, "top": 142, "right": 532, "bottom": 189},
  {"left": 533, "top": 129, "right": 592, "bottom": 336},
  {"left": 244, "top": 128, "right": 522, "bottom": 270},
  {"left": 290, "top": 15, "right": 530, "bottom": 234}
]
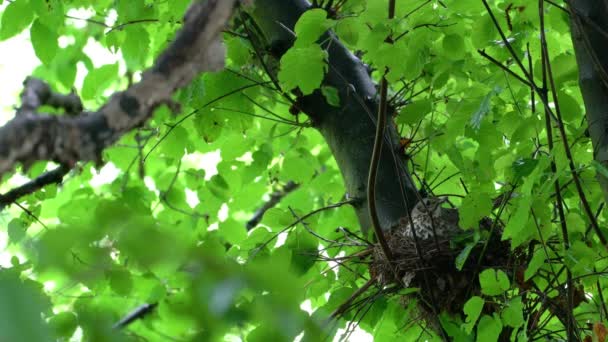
[{"left": 370, "top": 222, "right": 515, "bottom": 314}]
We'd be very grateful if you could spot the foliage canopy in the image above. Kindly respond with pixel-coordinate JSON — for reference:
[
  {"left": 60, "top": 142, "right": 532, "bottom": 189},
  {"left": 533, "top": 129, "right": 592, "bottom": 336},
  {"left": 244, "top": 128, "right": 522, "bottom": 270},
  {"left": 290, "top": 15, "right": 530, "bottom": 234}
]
[{"left": 0, "top": 0, "right": 607, "bottom": 341}]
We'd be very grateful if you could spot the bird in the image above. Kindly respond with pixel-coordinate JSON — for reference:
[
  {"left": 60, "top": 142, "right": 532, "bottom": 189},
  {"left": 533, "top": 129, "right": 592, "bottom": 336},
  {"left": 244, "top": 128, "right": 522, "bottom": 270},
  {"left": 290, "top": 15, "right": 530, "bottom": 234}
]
[
  {"left": 393, "top": 197, "right": 462, "bottom": 288},
  {"left": 401, "top": 197, "right": 461, "bottom": 241}
]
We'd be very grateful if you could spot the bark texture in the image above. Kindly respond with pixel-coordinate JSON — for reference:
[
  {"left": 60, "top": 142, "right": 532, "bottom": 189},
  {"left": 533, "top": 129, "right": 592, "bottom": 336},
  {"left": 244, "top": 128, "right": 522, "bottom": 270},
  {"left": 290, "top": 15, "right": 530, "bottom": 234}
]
[
  {"left": 569, "top": 1, "right": 608, "bottom": 203},
  {"left": 248, "top": 0, "right": 419, "bottom": 232}
]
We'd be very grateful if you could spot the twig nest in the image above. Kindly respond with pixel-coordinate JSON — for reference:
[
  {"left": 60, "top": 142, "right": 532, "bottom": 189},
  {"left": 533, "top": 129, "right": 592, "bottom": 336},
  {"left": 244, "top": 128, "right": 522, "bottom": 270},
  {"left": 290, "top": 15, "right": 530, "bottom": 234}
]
[{"left": 370, "top": 215, "right": 514, "bottom": 314}]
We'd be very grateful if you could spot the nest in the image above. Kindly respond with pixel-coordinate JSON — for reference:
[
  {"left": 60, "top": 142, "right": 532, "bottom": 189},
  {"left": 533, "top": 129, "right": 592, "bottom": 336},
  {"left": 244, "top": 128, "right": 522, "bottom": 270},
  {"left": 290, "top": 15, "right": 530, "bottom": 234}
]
[{"left": 370, "top": 220, "right": 519, "bottom": 315}]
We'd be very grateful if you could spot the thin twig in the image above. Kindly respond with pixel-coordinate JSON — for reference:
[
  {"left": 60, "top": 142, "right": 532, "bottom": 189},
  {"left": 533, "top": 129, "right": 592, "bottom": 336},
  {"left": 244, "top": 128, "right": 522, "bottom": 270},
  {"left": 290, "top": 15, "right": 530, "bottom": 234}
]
[
  {"left": 327, "top": 277, "right": 376, "bottom": 321},
  {"left": 481, "top": 0, "right": 608, "bottom": 250},
  {"left": 249, "top": 199, "right": 356, "bottom": 259}
]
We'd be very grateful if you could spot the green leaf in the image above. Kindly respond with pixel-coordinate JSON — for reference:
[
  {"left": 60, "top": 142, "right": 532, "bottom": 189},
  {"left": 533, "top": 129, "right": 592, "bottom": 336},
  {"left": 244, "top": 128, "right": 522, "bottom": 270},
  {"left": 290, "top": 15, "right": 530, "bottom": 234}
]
[
  {"left": 30, "top": 19, "right": 58, "bottom": 65},
  {"left": 0, "top": 271, "right": 53, "bottom": 342},
  {"left": 476, "top": 314, "right": 502, "bottom": 342},
  {"left": 7, "top": 218, "right": 27, "bottom": 244},
  {"left": 511, "top": 158, "right": 539, "bottom": 179},
  {"left": 501, "top": 197, "right": 531, "bottom": 245},
  {"left": 208, "top": 174, "right": 231, "bottom": 201},
  {"left": 31, "top": 0, "right": 64, "bottom": 29},
  {"left": 261, "top": 208, "right": 294, "bottom": 231},
  {"left": 278, "top": 44, "right": 328, "bottom": 95},
  {"left": 107, "top": 269, "right": 133, "bottom": 296},
  {"left": 397, "top": 99, "right": 431, "bottom": 125},
  {"left": 55, "top": 52, "right": 78, "bottom": 89},
  {"left": 442, "top": 34, "right": 465, "bottom": 60},
  {"left": 556, "top": 90, "right": 581, "bottom": 122},
  {"left": 48, "top": 312, "right": 78, "bottom": 339},
  {"left": 219, "top": 218, "right": 248, "bottom": 245},
  {"left": 471, "top": 15, "right": 495, "bottom": 48},
  {"left": 81, "top": 63, "right": 119, "bottom": 100},
  {"left": 566, "top": 241, "right": 596, "bottom": 278},
  {"left": 160, "top": 125, "right": 189, "bottom": 158},
  {"left": 321, "top": 86, "right": 340, "bottom": 107},
  {"left": 458, "top": 192, "right": 492, "bottom": 229},
  {"left": 455, "top": 242, "right": 475, "bottom": 271},
  {"left": 470, "top": 87, "right": 500, "bottom": 131},
  {"left": 335, "top": 17, "right": 359, "bottom": 45},
  {"left": 116, "top": 216, "right": 189, "bottom": 269},
  {"left": 122, "top": 26, "right": 150, "bottom": 69},
  {"left": 293, "top": 9, "right": 332, "bottom": 46},
  {"left": 0, "top": 0, "right": 34, "bottom": 40},
  {"left": 248, "top": 323, "right": 291, "bottom": 342},
  {"left": 479, "top": 269, "right": 510, "bottom": 296},
  {"left": 524, "top": 247, "right": 546, "bottom": 281},
  {"left": 166, "top": 0, "right": 190, "bottom": 19},
  {"left": 462, "top": 296, "right": 484, "bottom": 334},
  {"left": 280, "top": 152, "right": 316, "bottom": 183},
  {"left": 226, "top": 37, "right": 250, "bottom": 66},
  {"left": 286, "top": 230, "right": 318, "bottom": 275},
  {"left": 501, "top": 297, "right": 524, "bottom": 328}
]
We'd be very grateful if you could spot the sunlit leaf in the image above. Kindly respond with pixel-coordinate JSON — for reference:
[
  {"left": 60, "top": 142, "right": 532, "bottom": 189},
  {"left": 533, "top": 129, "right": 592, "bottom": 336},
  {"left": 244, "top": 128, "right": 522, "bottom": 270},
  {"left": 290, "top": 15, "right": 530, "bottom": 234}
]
[
  {"left": 479, "top": 269, "right": 510, "bottom": 296},
  {"left": 0, "top": 0, "right": 34, "bottom": 40},
  {"left": 30, "top": 19, "right": 58, "bottom": 65}
]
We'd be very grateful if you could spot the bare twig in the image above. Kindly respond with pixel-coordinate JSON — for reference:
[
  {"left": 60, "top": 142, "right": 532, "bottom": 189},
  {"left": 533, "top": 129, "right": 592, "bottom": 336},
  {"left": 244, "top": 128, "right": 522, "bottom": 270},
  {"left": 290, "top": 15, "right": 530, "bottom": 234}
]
[{"left": 249, "top": 199, "right": 357, "bottom": 259}]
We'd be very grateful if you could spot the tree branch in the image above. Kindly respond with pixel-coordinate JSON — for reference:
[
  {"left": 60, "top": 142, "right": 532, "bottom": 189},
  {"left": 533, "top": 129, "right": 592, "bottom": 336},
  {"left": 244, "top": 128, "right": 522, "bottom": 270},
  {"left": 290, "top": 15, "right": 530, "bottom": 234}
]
[
  {"left": 246, "top": 181, "right": 300, "bottom": 230},
  {"left": 0, "top": 165, "right": 70, "bottom": 211},
  {"left": 0, "top": 0, "right": 236, "bottom": 177}
]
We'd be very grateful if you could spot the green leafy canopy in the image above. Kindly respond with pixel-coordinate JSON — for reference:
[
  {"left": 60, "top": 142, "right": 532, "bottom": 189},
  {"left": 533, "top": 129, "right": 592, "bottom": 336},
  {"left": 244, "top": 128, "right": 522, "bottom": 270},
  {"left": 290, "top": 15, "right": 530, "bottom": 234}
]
[{"left": 0, "top": 0, "right": 606, "bottom": 341}]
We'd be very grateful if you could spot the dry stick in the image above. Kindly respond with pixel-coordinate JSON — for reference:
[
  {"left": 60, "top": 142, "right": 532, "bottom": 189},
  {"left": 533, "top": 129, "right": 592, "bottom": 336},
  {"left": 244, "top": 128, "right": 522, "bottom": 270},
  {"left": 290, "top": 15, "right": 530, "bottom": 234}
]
[
  {"left": 477, "top": 50, "right": 532, "bottom": 87},
  {"left": 368, "top": 77, "right": 394, "bottom": 262},
  {"left": 480, "top": 0, "right": 608, "bottom": 250}
]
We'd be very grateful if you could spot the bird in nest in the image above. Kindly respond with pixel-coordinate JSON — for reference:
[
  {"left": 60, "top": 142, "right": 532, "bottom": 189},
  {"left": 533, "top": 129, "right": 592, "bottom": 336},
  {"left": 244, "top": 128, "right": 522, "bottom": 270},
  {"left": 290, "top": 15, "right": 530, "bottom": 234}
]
[{"left": 401, "top": 197, "right": 461, "bottom": 241}]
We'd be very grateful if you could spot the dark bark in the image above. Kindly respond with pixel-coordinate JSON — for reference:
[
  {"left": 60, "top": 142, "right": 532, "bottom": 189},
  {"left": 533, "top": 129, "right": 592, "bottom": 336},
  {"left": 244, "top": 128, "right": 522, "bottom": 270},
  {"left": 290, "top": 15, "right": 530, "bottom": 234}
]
[
  {"left": 0, "top": 165, "right": 70, "bottom": 211},
  {"left": 248, "top": 0, "right": 418, "bottom": 233},
  {"left": 569, "top": 1, "right": 608, "bottom": 203}
]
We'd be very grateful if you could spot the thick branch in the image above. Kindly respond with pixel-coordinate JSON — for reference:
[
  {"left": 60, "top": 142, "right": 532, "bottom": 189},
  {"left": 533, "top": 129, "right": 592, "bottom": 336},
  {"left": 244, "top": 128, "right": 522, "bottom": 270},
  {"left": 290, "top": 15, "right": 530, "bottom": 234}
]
[
  {"left": 568, "top": 1, "right": 608, "bottom": 205},
  {"left": 0, "top": 0, "right": 236, "bottom": 176},
  {"left": 248, "top": 0, "right": 418, "bottom": 233}
]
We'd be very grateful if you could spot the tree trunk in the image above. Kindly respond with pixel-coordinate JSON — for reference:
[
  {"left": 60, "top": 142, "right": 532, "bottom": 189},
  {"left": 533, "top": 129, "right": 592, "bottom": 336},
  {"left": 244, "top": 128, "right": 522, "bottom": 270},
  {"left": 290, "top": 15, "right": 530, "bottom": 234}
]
[
  {"left": 569, "top": 1, "right": 608, "bottom": 204},
  {"left": 247, "top": 0, "right": 418, "bottom": 233}
]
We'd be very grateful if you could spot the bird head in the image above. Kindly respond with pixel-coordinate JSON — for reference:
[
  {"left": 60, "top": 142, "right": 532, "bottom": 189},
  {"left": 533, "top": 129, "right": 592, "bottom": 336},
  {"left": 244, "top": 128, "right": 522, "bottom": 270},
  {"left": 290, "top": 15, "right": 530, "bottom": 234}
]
[{"left": 413, "top": 197, "right": 447, "bottom": 217}]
